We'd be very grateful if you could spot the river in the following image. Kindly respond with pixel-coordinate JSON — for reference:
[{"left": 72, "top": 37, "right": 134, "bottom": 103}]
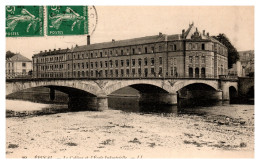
[{"left": 6, "top": 91, "right": 254, "bottom": 158}]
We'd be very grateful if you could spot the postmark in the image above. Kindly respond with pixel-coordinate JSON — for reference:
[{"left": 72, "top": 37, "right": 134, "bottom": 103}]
[
  {"left": 6, "top": 6, "right": 44, "bottom": 37},
  {"left": 47, "top": 6, "right": 89, "bottom": 36}
]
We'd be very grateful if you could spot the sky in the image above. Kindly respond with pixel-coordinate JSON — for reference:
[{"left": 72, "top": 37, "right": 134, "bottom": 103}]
[{"left": 6, "top": 6, "right": 254, "bottom": 59}]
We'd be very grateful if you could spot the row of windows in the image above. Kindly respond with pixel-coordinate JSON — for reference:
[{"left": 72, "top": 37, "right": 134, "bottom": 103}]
[
  {"left": 7, "top": 62, "right": 27, "bottom": 67},
  {"left": 39, "top": 67, "right": 167, "bottom": 78},
  {"left": 36, "top": 56, "right": 66, "bottom": 63},
  {"left": 42, "top": 57, "right": 164, "bottom": 70},
  {"left": 189, "top": 56, "right": 206, "bottom": 64}
]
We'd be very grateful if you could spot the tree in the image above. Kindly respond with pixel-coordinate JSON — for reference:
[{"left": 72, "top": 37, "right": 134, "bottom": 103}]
[
  {"left": 6, "top": 50, "right": 16, "bottom": 59},
  {"left": 212, "top": 34, "right": 239, "bottom": 68}
]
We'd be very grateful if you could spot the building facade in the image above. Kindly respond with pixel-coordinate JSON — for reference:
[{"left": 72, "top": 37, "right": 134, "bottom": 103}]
[
  {"left": 6, "top": 53, "right": 32, "bottom": 79},
  {"left": 33, "top": 23, "right": 228, "bottom": 79}
]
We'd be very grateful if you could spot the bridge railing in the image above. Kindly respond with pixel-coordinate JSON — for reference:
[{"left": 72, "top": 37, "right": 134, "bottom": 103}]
[
  {"left": 219, "top": 75, "right": 238, "bottom": 80},
  {"left": 7, "top": 73, "right": 224, "bottom": 82}
]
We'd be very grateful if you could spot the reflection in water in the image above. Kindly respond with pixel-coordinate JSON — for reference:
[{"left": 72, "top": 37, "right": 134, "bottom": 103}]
[
  {"left": 108, "top": 97, "right": 224, "bottom": 116},
  {"left": 6, "top": 90, "right": 254, "bottom": 118}
]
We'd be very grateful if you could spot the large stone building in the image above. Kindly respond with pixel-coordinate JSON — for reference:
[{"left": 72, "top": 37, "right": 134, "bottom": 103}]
[
  {"left": 6, "top": 52, "right": 32, "bottom": 79},
  {"left": 33, "top": 23, "right": 228, "bottom": 79}
]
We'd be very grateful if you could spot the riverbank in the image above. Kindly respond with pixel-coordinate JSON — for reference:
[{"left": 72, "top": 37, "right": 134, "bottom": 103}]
[{"left": 6, "top": 104, "right": 254, "bottom": 158}]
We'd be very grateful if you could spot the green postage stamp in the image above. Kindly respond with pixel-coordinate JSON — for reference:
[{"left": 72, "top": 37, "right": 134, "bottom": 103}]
[
  {"left": 6, "top": 6, "right": 44, "bottom": 37},
  {"left": 47, "top": 6, "right": 88, "bottom": 36}
]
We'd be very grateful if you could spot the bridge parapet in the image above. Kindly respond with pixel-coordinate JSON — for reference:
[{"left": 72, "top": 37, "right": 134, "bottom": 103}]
[{"left": 219, "top": 75, "right": 238, "bottom": 81}]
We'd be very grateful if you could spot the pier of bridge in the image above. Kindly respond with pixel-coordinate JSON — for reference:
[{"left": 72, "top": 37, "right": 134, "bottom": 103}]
[{"left": 6, "top": 77, "right": 238, "bottom": 111}]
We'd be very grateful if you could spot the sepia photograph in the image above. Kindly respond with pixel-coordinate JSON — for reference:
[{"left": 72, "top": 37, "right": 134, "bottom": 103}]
[{"left": 4, "top": 4, "right": 255, "bottom": 159}]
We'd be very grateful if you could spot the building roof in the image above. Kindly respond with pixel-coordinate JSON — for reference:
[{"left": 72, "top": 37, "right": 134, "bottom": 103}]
[
  {"left": 33, "top": 48, "right": 70, "bottom": 57},
  {"left": 69, "top": 23, "right": 223, "bottom": 53},
  {"left": 34, "top": 23, "right": 224, "bottom": 55},
  {"left": 6, "top": 53, "right": 31, "bottom": 62}
]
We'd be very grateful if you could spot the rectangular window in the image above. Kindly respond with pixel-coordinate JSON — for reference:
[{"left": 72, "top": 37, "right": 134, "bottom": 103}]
[
  {"left": 86, "top": 62, "right": 89, "bottom": 68},
  {"left": 121, "top": 69, "right": 124, "bottom": 76},
  {"left": 144, "top": 68, "right": 148, "bottom": 77},
  {"left": 105, "top": 61, "right": 108, "bottom": 68},
  {"left": 151, "top": 47, "right": 154, "bottom": 53},
  {"left": 159, "top": 67, "right": 163, "bottom": 76},
  {"left": 132, "top": 49, "right": 135, "bottom": 55},
  {"left": 174, "top": 58, "right": 177, "bottom": 65},
  {"left": 145, "top": 47, "right": 148, "bottom": 54},
  {"left": 195, "top": 56, "right": 199, "bottom": 64},
  {"left": 159, "top": 57, "right": 163, "bottom": 65},
  {"left": 151, "top": 68, "right": 155, "bottom": 76},
  {"left": 100, "top": 52, "right": 103, "bottom": 57},
  {"left": 91, "top": 62, "right": 93, "bottom": 69},
  {"left": 100, "top": 61, "right": 103, "bottom": 68},
  {"left": 189, "top": 56, "right": 193, "bottom": 63},
  {"left": 202, "top": 44, "right": 205, "bottom": 50},
  {"left": 159, "top": 46, "right": 162, "bottom": 52},
  {"left": 126, "top": 69, "right": 130, "bottom": 76},
  {"left": 121, "top": 60, "right": 124, "bottom": 67},
  {"left": 132, "top": 59, "right": 135, "bottom": 66},
  {"left": 202, "top": 56, "right": 205, "bottom": 64},
  {"left": 138, "top": 68, "right": 141, "bottom": 75},
  {"left": 115, "top": 60, "right": 118, "bottom": 67},
  {"left": 144, "top": 58, "right": 148, "bottom": 66},
  {"left": 138, "top": 48, "right": 141, "bottom": 54},
  {"left": 151, "top": 58, "right": 154, "bottom": 66},
  {"left": 115, "top": 69, "right": 118, "bottom": 77},
  {"left": 132, "top": 69, "right": 136, "bottom": 76},
  {"left": 126, "top": 59, "right": 130, "bottom": 67},
  {"left": 121, "top": 50, "right": 124, "bottom": 55},
  {"left": 22, "top": 63, "right": 26, "bottom": 67},
  {"left": 138, "top": 59, "right": 142, "bottom": 66},
  {"left": 82, "top": 63, "right": 84, "bottom": 69}
]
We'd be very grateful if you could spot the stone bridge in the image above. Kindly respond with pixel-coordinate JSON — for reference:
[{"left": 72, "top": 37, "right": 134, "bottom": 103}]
[{"left": 6, "top": 78, "right": 238, "bottom": 110}]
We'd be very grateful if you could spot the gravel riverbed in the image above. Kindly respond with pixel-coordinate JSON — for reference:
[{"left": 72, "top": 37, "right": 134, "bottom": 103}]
[{"left": 6, "top": 104, "right": 254, "bottom": 158}]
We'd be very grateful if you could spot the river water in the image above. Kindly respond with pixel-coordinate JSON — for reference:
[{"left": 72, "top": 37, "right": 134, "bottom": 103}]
[{"left": 6, "top": 91, "right": 255, "bottom": 158}]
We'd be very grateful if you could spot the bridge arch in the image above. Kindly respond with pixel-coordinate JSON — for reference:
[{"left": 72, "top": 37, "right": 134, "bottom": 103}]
[
  {"left": 103, "top": 79, "right": 174, "bottom": 95},
  {"left": 172, "top": 80, "right": 219, "bottom": 92},
  {"left": 6, "top": 80, "right": 104, "bottom": 97}
]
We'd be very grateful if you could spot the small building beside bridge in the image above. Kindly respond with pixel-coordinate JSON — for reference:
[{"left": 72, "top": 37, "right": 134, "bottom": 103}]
[{"left": 6, "top": 52, "right": 32, "bottom": 79}]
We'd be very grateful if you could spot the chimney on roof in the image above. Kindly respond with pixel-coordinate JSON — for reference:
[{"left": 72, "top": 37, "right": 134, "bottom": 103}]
[
  {"left": 87, "top": 35, "right": 90, "bottom": 45},
  {"left": 59, "top": 48, "right": 61, "bottom": 51},
  {"left": 49, "top": 49, "right": 51, "bottom": 52},
  {"left": 203, "top": 30, "right": 205, "bottom": 35},
  {"left": 159, "top": 32, "right": 162, "bottom": 36},
  {"left": 54, "top": 49, "right": 56, "bottom": 51},
  {"left": 112, "top": 39, "right": 115, "bottom": 43},
  {"left": 40, "top": 51, "right": 42, "bottom": 53},
  {"left": 182, "top": 29, "right": 185, "bottom": 38},
  {"left": 207, "top": 32, "right": 209, "bottom": 37},
  {"left": 45, "top": 50, "right": 47, "bottom": 53}
]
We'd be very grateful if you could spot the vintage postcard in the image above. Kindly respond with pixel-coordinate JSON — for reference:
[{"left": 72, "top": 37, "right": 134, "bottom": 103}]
[{"left": 5, "top": 5, "right": 254, "bottom": 159}]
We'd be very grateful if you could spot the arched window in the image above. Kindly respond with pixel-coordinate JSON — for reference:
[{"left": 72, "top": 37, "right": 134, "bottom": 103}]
[
  {"left": 195, "top": 67, "right": 199, "bottom": 78},
  {"left": 189, "top": 67, "right": 193, "bottom": 78},
  {"left": 201, "top": 68, "right": 205, "bottom": 78}
]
